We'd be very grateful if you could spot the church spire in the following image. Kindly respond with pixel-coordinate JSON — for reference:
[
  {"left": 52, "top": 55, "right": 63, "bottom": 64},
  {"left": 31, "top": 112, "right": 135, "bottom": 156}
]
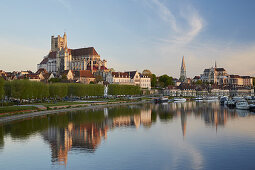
[
  {"left": 181, "top": 56, "right": 186, "bottom": 70},
  {"left": 180, "top": 56, "right": 187, "bottom": 82}
]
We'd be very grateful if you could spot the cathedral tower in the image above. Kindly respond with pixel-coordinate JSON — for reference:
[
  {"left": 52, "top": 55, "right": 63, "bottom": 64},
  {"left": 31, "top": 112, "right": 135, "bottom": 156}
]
[
  {"left": 180, "top": 56, "right": 187, "bottom": 82},
  {"left": 51, "top": 32, "right": 67, "bottom": 52}
]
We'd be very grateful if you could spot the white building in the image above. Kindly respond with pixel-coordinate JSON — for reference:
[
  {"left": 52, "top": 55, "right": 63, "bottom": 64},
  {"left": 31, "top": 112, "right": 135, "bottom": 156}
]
[{"left": 106, "top": 71, "right": 151, "bottom": 90}]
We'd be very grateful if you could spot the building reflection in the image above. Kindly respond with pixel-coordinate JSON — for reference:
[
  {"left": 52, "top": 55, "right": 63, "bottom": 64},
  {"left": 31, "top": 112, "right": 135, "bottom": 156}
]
[
  {"left": 181, "top": 109, "right": 187, "bottom": 137},
  {"left": 41, "top": 107, "right": 152, "bottom": 166}
]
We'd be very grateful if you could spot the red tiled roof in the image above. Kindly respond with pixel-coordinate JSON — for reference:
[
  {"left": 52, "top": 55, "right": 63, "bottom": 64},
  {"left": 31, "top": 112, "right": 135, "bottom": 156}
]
[
  {"left": 100, "top": 66, "right": 107, "bottom": 70},
  {"left": 26, "top": 74, "right": 39, "bottom": 79},
  {"left": 71, "top": 47, "right": 99, "bottom": 56},
  {"left": 79, "top": 70, "right": 94, "bottom": 78}
]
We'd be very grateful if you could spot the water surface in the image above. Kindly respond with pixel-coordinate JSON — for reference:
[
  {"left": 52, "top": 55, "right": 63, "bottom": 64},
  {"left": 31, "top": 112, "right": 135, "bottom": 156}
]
[{"left": 0, "top": 102, "right": 255, "bottom": 170}]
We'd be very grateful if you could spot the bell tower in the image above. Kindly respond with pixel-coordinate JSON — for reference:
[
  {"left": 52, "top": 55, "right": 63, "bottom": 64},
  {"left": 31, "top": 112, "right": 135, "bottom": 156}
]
[{"left": 51, "top": 32, "right": 67, "bottom": 52}]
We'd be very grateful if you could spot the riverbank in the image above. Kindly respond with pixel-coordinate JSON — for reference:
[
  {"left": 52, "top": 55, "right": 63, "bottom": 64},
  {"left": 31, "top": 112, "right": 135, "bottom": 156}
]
[{"left": 0, "top": 100, "right": 151, "bottom": 124}]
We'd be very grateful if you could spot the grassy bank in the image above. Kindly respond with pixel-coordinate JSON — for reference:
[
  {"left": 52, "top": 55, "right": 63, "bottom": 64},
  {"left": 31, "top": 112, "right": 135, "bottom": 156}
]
[
  {"left": 0, "top": 106, "right": 38, "bottom": 115},
  {"left": 0, "top": 98, "right": 148, "bottom": 118}
]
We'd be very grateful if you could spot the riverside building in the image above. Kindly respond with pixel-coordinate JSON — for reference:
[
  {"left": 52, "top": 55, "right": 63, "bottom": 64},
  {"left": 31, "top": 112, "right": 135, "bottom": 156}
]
[{"left": 37, "top": 33, "right": 108, "bottom": 75}]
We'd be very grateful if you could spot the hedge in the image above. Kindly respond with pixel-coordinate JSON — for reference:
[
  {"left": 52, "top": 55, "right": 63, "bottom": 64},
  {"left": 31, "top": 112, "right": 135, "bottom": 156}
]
[
  {"left": 108, "top": 84, "right": 141, "bottom": 95},
  {"left": 1, "top": 80, "right": 141, "bottom": 100}
]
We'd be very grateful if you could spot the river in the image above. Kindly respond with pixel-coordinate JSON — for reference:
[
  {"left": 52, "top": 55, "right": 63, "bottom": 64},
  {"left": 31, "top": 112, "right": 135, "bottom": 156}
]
[{"left": 0, "top": 101, "right": 255, "bottom": 170}]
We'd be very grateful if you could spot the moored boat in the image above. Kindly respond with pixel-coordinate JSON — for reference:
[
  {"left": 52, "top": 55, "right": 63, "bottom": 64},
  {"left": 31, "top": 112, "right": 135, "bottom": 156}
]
[
  {"left": 249, "top": 104, "right": 255, "bottom": 112},
  {"left": 174, "top": 98, "right": 186, "bottom": 102},
  {"left": 236, "top": 100, "right": 250, "bottom": 110},
  {"left": 154, "top": 97, "right": 169, "bottom": 104},
  {"left": 194, "top": 96, "right": 203, "bottom": 101},
  {"left": 220, "top": 96, "right": 228, "bottom": 105},
  {"left": 226, "top": 99, "right": 235, "bottom": 108},
  {"left": 159, "top": 97, "right": 169, "bottom": 103}
]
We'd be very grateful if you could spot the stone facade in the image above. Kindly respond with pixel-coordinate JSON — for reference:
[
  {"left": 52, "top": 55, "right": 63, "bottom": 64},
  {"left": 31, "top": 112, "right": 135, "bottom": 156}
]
[
  {"left": 200, "top": 66, "right": 228, "bottom": 85},
  {"left": 38, "top": 33, "right": 108, "bottom": 75}
]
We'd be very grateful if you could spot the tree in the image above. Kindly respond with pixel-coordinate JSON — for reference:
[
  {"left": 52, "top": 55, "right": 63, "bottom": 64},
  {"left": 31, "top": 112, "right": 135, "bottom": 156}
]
[
  {"left": 142, "top": 70, "right": 152, "bottom": 77},
  {"left": 0, "top": 78, "right": 4, "bottom": 100},
  {"left": 49, "top": 78, "right": 61, "bottom": 83},
  {"left": 95, "top": 75, "right": 103, "bottom": 83},
  {"left": 195, "top": 80, "right": 203, "bottom": 85},
  {"left": 108, "top": 84, "right": 141, "bottom": 95},
  {"left": 151, "top": 74, "right": 157, "bottom": 87},
  {"left": 49, "top": 83, "right": 68, "bottom": 99},
  {"left": 4, "top": 81, "right": 11, "bottom": 99},
  {"left": 158, "top": 74, "right": 174, "bottom": 87}
]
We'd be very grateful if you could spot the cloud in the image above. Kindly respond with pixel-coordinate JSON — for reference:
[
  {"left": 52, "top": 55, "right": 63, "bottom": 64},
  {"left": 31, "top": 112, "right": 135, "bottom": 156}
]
[
  {"left": 139, "top": 1, "right": 254, "bottom": 77},
  {"left": 150, "top": 0, "right": 178, "bottom": 32},
  {"left": 147, "top": 0, "right": 203, "bottom": 45}
]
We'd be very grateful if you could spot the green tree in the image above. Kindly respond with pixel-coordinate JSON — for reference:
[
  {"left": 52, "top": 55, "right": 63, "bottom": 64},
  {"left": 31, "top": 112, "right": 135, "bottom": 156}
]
[
  {"left": 158, "top": 74, "right": 174, "bottom": 87},
  {"left": 151, "top": 74, "right": 157, "bottom": 87},
  {"left": 108, "top": 84, "right": 141, "bottom": 95},
  {"left": 4, "top": 81, "right": 11, "bottom": 99},
  {"left": 48, "top": 78, "right": 61, "bottom": 83},
  {"left": 49, "top": 83, "right": 68, "bottom": 99},
  {"left": 195, "top": 80, "right": 203, "bottom": 85},
  {"left": 0, "top": 78, "right": 4, "bottom": 100}
]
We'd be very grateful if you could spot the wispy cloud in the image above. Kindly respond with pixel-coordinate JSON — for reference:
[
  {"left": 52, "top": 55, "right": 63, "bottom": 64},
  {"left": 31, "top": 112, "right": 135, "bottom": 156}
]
[
  {"left": 146, "top": 0, "right": 203, "bottom": 45},
  {"left": 150, "top": 0, "right": 178, "bottom": 32}
]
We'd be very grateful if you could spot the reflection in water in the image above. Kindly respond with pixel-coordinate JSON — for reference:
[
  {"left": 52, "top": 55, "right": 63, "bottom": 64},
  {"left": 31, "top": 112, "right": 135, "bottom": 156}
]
[
  {"left": 40, "top": 106, "right": 152, "bottom": 166},
  {"left": 0, "top": 102, "right": 255, "bottom": 169}
]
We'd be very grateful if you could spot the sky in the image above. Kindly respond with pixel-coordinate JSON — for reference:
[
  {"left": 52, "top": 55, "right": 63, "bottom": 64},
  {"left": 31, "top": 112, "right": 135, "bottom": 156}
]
[{"left": 0, "top": 0, "right": 255, "bottom": 78}]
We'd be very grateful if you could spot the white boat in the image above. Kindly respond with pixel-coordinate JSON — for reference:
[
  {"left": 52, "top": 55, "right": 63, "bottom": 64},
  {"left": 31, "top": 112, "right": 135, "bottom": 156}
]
[
  {"left": 174, "top": 98, "right": 186, "bottom": 102},
  {"left": 226, "top": 99, "right": 235, "bottom": 107},
  {"left": 236, "top": 100, "right": 250, "bottom": 110},
  {"left": 159, "top": 97, "right": 169, "bottom": 103},
  {"left": 232, "top": 96, "right": 244, "bottom": 103},
  {"left": 194, "top": 97, "right": 203, "bottom": 101}
]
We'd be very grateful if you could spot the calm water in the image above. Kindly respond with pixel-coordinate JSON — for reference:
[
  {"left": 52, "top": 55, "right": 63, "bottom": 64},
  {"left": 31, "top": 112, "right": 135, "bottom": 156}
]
[{"left": 1, "top": 102, "right": 255, "bottom": 170}]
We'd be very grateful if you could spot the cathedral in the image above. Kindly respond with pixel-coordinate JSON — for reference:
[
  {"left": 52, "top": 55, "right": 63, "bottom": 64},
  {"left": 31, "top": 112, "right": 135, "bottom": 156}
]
[{"left": 37, "top": 33, "right": 108, "bottom": 75}]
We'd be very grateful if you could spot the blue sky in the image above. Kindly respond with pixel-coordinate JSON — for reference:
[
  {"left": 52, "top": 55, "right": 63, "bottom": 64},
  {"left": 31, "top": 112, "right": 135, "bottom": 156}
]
[{"left": 0, "top": 0, "right": 255, "bottom": 77}]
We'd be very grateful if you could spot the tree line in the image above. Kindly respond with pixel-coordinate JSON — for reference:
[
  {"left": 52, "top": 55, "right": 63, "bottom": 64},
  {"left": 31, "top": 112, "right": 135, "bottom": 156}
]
[
  {"left": 108, "top": 84, "right": 141, "bottom": 95},
  {"left": 0, "top": 78, "right": 141, "bottom": 101}
]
